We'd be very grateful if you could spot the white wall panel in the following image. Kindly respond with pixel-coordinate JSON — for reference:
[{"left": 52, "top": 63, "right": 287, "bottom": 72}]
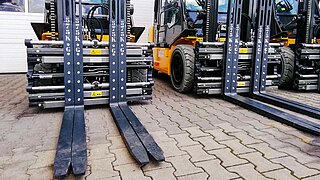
[
  {"left": 131, "top": 0, "right": 154, "bottom": 42},
  {"left": 0, "top": 12, "right": 43, "bottom": 73}
]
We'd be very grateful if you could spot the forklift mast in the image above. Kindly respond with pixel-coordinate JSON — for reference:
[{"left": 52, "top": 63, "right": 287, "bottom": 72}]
[{"left": 25, "top": 0, "right": 164, "bottom": 178}]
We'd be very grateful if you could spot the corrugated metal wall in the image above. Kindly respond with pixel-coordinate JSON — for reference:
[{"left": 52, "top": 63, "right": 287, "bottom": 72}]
[{"left": 0, "top": 12, "right": 43, "bottom": 73}]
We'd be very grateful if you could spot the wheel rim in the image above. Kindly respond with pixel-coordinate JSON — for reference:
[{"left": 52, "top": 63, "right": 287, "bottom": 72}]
[{"left": 172, "top": 52, "right": 184, "bottom": 85}]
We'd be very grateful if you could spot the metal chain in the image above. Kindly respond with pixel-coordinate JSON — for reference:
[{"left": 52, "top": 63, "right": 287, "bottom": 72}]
[
  {"left": 50, "top": 0, "right": 56, "bottom": 40},
  {"left": 127, "top": 0, "right": 131, "bottom": 41},
  {"left": 205, "top": 1, "right": 211, "bottom": 42}
]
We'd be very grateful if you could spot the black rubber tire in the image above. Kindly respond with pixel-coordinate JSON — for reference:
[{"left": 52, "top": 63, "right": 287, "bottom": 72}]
[
  {"left": 278, "top": 46, "right": 295, "bottom": 88},
  {"left": 152, "top": 69, "right": 159, "bottom": 77},
  {"left": 170, "top": 45, "right": 195, "bottom": 93}
]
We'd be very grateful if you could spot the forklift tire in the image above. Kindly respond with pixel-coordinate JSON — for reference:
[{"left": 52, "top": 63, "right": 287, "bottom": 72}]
[
  {"left": 170, "top": 45, "right": 195, "bottom": 93},
  {"left": 279, "top": 46, "right": 295, "bottom": 88}
]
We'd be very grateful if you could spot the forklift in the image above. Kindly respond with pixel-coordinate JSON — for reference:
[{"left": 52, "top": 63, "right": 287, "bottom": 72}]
[
  {"left": 151, "top": 0, "right": 320, "bottom": 134},
  {"left": 271, "top": 0, "right": 320, "bottom": 91},
  {"left": 25, "top": 0, "right": 164, "bottom": 178}
]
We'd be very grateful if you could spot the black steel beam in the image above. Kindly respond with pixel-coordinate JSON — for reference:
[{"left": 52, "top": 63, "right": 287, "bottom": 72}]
[
  {"left": 54, "top": 0, "right": 86, "bottom": 178},
  {"left": 222, "top": 0, "right": 320, "bottom": 135},
  {"left": 249, "top": 0, "right": 320, "bottom": 119},
  {"left": 108, "top": 0, "right": 164, "bottom": 165}
]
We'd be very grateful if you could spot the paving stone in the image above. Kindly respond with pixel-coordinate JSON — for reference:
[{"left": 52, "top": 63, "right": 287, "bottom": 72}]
[
  {"left": 144, "top": 167, "right": 176, "bottom": 180},
  {"left": 194, "top": 136, "right": 226, "bottom": 151},
  {"left": 238, "top": 125, "right": 268, "bottom": 137},
  {"left": 87, "top": 157, "right": 119, "bottom": 179},
  {"left": 208, "top": 148, "right": 248, "bottom": 167},
  {"left": 111, "top": 148, "right": 136, "bottom": 166},
  {"left": 263, "top": 168, "right": 298, "bottom": 180},
  {"left": 142, "top": 161, "right": 172, "bottom": 172},
  {"left": 161, "top": 123, "right": 185, "bottom": 135},
  {"left": 254, "top": 134, "right": 293, "bottom": 149},
  {"left": 114, "top": 163, "right": 150, "bottom": 180},
  {"left": 29, "top": 150, "right": 55, "bottom": 169},
  {"left": 193, "top": 120, "right": 218, "bottom": 131},
  {"left": 181, "top": 144, "right": 216, "bottom": 163},
  {"left": 305, "top": 162, "right": 320, "bottom": 170},
  {"left": 167, "top": 155, "right": 203, "bottom": 177},
  {"left": 221, "top": 139, "right": 255, "bottom": 155},
  {"left": 216, "top": 123, "right": 243, "bottom": 133},
  {"left": 262, "top": 128, "right": 294, "bottom": 140},
  {"left": 227, "top": 163, "right": 268, "bottom": 180},
  {"left": 27, "top": 167, "right": 53, "bottom": 180},
  {"left": 158, "top": 141, "right": 187, "bottom": 158},
  {"left": 205, "top": 129, "right": 235, "bottom": 142},
  {"left": 303, "top": 175, "right": 320, "bottom": 180},
  {"left": 143, "top": 122, "right": 165, "bottom": 132},
  {"left": 196, "top": 159, "right": 239, "bottom": 180},
  {"left": 108, "top": 136, "right": 126, "bottom": 150},
  {"left": 239, "top": 152, "right": 282, "bottom": 172},
  {"left": 169, "top": 133, "right": 199, "bottom": 147},
  {"left": 183, "top": 127, "right": 209, "bottom": 138},
  {"left": 89, "top": 143, "right": 114, "bottom": 160},
  {"left": 271, "top": 156, "right": 319, "bottom": 178},
  {"left": 277, "top": 147, "right": 319, "bottom": 164},
  {"left": 247, "top": 143, "right": 287, "bottom": 159},
  {"left": 177, "top": 172, "right": 208, "bottom": 180},
  {"left": 229, "top": 132, "right": 263, "bottom": 145},
  {"left": 149, "top": 131, "right": 175, "bottom": 143},
  {"left": 87, "top": 132, "right": 110, "bottom": 146}
]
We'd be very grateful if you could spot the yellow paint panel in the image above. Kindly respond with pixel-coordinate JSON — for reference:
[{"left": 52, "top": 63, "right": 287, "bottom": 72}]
[
  {"left": 288, "top": 38, "right": 296, "bottom": 45},
  {"left": 90, "top": 49, "right": 102, "bottom": 55},
  {"left": 237, "top": 82, "right": 246, "bottom": 87},
  {"left": 218, "top": 38, "right": 226, "bottom": 42},
  {"left": 91, "top": 91, "right": 103, "bottom": 97},
  {"left": 239, "top": 48, "right": 248, "bottom": 53}
]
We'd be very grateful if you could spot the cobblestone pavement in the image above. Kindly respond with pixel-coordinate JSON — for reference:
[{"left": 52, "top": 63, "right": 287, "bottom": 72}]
[{"left": 0, "top": 74, "right": 320, "bottom": 180}]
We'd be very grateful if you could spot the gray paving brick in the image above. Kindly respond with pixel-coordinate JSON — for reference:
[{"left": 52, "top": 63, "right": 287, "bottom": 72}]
[
  {"left": 239, "top": 152, "right": 282, "bottom": 172},
  {"left": 142, "top": 161, "right": 172, "bottom": 172},
  {"left": 183, "top": 127, "right": 209, "bottom": 138},
  {"left": 111, "top": 148, "right": 136, "bottom": 166},
  {"left": 247, "top": 143, "right": 287, "bottom": 159},
  {"left": 221, "top": 139, "right": 255, "bottom": 155},
  {"left": 89, "top": 143, "right": 114, "bottom": 160},
  {"left": 263, "top": 168, "right": 298, "bottom": 180},
  {"left": 177, "top": 172, "right": 208, "bottom": 180},
  {"left": 144, "top": 167, "right": 176, "bottom": 180},
  {"left": 227, "top": 163, "right": 268, "bottom": 180},
  {"left": 205, "top": 129, "right": 235, "bottom": 142},
  {"left": 208, "top": 148, "right": 248, "bottom": 167},
  {"left": 158, "top": 141, "right": 187, "bottom": 158},
  {"left": 114, "top": 163, "right": 150, "bottom": 180},
  {"left": 169, "top": 133, "right": 199, "bottom": 147},
  {"left": 277, "top": 147, "right": 319, "bottom": 164},
  {"left": 194, "top": 136, "right": 226, "bottom": 151},
  {"left": 271, "top": 156, "right": 319, "bottom": 178},
  {"left": 88, "top": 157, "right": 119, "bottom": 179},
  {"left": 196, "top": 159, "right": 239, "bottom": 180},
  {"left": 181, "top": 144, "right": 216, "bottom": 163},
  {"left": 161, "top": 123, "right": 185, "bottom": 135},
  {"left": 229, "top": 131, "right": 263, "bottom": 145},
  {"left": 303, "top": 175, "right": 320, "bottom": 180},
  {"left": 216, "top": 123, "right": 243, "bottom": 133},
  {"left": 28, "top": 167, "right": 53, "bottom": 180},
  {"left": 167, "top": 155, "right": 203, "bottom": 177}
]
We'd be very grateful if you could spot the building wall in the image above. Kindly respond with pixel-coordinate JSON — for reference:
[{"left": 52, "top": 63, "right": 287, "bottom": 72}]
[
  {"left": 131, "top": 0, "right": 154, "bottom": 43},
  {"left": 0, "top": 12, "right": 43, "bottom": 73},
  {"left": 0, "top": 1, "right": 155, "bottom": 73}
]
